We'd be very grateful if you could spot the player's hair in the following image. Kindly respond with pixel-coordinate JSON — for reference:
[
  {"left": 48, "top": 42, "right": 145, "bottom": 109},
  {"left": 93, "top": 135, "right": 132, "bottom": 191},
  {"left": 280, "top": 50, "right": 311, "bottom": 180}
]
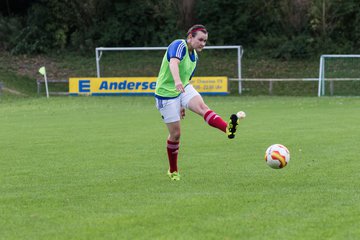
[{"left": 187, "top": 24, "right": 207, "bottom": 37}]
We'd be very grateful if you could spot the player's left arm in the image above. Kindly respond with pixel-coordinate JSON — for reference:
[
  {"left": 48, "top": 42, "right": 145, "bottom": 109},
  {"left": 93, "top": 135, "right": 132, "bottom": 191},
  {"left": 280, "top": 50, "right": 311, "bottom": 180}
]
[{"left": 180, "top": 107, "right": 185, "bottom": 119}]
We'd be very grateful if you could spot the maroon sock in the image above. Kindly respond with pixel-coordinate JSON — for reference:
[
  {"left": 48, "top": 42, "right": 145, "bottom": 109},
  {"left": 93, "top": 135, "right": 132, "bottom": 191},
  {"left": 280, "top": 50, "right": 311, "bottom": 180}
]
[
  {"left": 167, "top": 140, "right": 179, "bottom": 173},
  {"left": 204, "top": 110, "right": 227, "bottom": 133}
]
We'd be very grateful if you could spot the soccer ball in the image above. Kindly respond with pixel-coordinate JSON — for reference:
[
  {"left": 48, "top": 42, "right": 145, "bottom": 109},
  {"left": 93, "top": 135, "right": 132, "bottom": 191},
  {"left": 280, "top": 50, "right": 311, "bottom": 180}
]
[{"left": 265, "top": 144, "right": 290, "bottom": 169}]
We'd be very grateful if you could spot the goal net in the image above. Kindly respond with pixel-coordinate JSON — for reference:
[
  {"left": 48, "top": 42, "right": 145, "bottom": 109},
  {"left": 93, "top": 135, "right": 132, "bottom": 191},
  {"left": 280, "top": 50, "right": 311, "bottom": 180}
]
[{"left": 318, "top": 54, "right": 360, "bottom": 96}]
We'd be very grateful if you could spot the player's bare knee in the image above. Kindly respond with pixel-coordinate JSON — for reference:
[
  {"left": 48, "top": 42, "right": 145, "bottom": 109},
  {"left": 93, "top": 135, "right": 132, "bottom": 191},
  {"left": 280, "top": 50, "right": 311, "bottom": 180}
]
[
  {"left": 190, "top": 102, "right": 209, "bottom": 116},
  {"left": 198, "top": 103, "right": 209, "bottom": 116},
  {"left": 169, "top": 127, "right": 181, "bottom": 141},
  {"left": 169, "top": 132, "right": 181, "bottom": 142}
]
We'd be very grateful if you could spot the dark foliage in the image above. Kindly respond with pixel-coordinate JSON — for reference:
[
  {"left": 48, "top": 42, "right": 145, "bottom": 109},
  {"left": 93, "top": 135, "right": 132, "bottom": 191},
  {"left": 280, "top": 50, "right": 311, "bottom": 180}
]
[{"left": 1, "top": 0, "right": 360, "bottom": 58}]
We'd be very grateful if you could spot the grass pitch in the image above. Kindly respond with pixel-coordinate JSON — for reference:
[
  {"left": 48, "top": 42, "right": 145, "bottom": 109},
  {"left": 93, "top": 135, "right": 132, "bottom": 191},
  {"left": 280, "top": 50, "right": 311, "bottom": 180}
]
[{"left": 1, "top": 96, "right": 360, "bottom": 239}]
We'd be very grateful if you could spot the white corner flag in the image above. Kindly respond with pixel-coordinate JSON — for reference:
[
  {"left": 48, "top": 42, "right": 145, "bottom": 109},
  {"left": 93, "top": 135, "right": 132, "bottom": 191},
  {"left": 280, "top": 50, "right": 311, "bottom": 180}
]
[{"left": 39, "top": 66, "right": 49, "bottom": 98}]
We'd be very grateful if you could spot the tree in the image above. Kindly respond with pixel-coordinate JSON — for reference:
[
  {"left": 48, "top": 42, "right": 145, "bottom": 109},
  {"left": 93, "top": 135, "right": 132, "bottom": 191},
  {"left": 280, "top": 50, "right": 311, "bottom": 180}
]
[{"left": 0, "top": 0, "right": 35, "bottom": 16}]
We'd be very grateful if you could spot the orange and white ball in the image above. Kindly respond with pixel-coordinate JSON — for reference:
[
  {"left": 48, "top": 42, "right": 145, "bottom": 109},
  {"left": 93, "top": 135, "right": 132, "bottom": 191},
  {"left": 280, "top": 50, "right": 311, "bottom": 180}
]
[{"left": 265, "top": 144, "right": 290, "bottom": 169}]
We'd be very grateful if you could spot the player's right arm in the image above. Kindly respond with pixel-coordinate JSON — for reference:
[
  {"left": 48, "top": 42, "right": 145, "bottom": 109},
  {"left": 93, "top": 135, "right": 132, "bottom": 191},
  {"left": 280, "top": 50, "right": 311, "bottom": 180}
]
[
  {"left": 169, "top": 58, "right": 184, "bottom": 93},
  {"left": 167, "top": 40, "right": 187, "bottom": 93}
]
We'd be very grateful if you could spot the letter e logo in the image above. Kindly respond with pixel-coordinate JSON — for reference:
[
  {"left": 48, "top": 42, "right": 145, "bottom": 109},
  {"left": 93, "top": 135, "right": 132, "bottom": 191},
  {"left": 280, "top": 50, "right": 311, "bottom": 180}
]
[{"left": 79, "top": 80, "right": 90, "bottom": 92}]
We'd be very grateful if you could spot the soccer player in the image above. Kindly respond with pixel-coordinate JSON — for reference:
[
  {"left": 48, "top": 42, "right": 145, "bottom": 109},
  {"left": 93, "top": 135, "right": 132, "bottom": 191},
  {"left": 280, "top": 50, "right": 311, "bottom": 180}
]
[{"left": 155, "top": 24, "right": 245, "bottom": 181}]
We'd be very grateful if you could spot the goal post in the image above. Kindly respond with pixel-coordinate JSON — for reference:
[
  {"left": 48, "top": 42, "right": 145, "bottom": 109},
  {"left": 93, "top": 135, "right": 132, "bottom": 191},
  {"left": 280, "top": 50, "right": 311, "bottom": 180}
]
[
  {"left": 95, "top": 46, "right": 243, "bottom": 93},
  {"left": 318, "top": 54, "right": 360, "bottom": 97}
]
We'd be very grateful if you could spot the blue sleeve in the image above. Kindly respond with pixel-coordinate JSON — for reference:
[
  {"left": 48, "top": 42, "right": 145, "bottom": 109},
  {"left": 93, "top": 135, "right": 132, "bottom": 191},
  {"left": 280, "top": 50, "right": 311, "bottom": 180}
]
[{"left": 167, "top": 40, "right": 186, "bottom": 61}]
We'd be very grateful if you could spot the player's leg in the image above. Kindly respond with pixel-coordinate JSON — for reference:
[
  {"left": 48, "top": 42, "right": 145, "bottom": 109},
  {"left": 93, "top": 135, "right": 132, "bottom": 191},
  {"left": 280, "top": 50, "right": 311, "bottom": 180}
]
[
  {"left": 182, "top": 85, "right": 243, "bottom": 138},
  {"left": 187, "top": 95, "right": 227, "bottom": 132},
  {"left": 155, "top": 97, "right": 181, "bottom": 180},
  {"left": 165, "top": 121, "right": 181, "bottom": 180},
  {"left": 166, "top": 121, "right": 180, "bottom": 173}
]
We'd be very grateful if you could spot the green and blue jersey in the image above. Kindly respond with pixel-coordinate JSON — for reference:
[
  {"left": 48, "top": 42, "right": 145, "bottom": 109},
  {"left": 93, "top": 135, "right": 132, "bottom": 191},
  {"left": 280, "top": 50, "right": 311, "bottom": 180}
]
[{"left": 155, "top": 39, "right": 198, "bottom": 98}]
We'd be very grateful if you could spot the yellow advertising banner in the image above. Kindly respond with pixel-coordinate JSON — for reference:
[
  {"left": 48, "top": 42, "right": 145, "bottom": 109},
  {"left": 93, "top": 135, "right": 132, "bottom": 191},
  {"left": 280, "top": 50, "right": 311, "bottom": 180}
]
[
  {"left": 69, "top": 77, "right": 228, "bottom": 96},
  {"left": 191, "top": 77, "right": 228, "bottom": 93}
]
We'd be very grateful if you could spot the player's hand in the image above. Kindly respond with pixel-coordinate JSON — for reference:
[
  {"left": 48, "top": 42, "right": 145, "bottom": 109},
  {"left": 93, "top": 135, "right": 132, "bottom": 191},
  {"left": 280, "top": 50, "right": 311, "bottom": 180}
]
[
  {"left": 175, "top": 82, "right": 185, "bottom": 93},
  {"left": 180, "top": 108, "right": 186, "bottom": 119}
]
